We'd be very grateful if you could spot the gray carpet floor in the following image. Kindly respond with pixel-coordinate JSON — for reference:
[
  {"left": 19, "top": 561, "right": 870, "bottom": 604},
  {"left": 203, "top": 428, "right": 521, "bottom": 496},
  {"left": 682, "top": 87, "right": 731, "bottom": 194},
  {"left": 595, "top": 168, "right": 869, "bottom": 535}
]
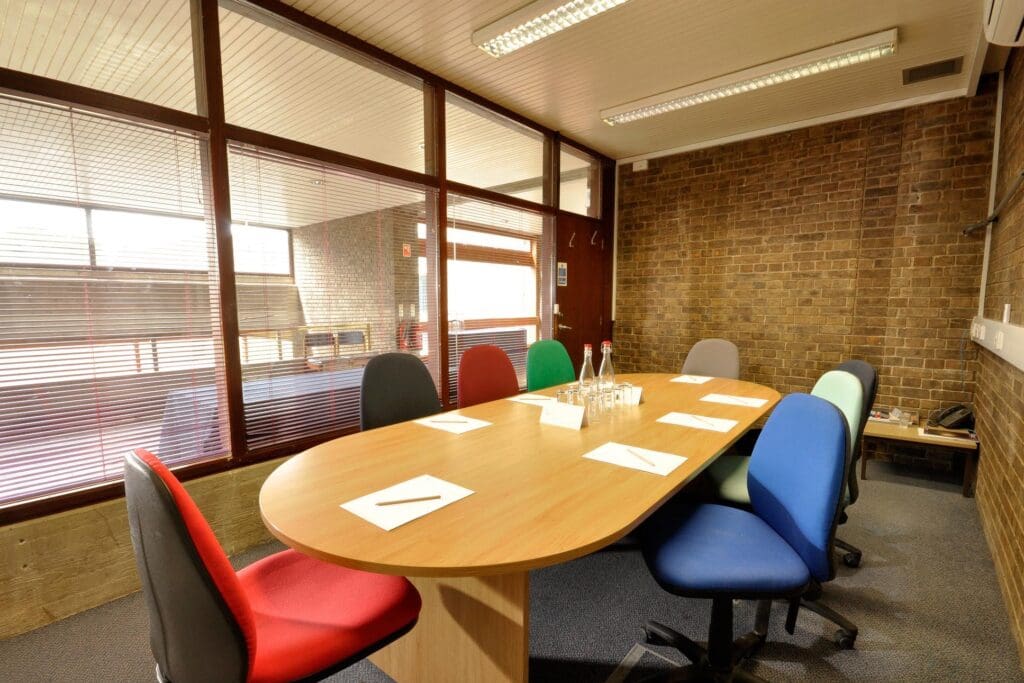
[{"left": 2, "top": 463, "right": 1021, "bottom": 682}]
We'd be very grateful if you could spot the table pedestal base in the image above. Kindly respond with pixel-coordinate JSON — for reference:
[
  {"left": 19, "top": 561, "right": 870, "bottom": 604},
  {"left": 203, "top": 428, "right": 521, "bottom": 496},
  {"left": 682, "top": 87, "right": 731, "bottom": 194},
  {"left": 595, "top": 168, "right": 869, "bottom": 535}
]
[{"left": 370, "top": 571, "right": 529, "bottom": 682}]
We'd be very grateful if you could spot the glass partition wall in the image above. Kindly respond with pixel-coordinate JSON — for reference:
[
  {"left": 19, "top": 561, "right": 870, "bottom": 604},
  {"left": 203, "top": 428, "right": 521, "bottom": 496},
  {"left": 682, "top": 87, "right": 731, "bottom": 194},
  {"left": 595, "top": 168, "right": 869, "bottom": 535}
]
[{"left": 0, "top": 0, "right": 606, "bottom": 520}]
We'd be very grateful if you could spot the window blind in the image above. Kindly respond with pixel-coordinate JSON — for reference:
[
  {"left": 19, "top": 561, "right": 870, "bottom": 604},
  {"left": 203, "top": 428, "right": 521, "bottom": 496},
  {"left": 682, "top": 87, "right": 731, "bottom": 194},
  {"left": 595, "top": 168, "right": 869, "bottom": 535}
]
[
  {"left": 228, "top": 144, "right": 439, "bottom": 451},
  {"left": 446, "top": 193, "right": 553, "bottom": 403},
  {"left": 0, "top": 94, "right": 228, "bottom": 508}
]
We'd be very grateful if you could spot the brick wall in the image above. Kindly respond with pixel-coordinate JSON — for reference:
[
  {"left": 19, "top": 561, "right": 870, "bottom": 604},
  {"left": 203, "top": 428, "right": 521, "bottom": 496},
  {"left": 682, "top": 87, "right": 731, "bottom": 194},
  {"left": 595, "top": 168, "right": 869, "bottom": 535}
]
[
  {"left": 975, "top": 49, "right": 1024, "bottom": 667},
  {"left": 616, "top": 87, "right": 994, "bottom": 418},
  {"left": 292, "top": 205, "right": 422, "bottom": 355}
]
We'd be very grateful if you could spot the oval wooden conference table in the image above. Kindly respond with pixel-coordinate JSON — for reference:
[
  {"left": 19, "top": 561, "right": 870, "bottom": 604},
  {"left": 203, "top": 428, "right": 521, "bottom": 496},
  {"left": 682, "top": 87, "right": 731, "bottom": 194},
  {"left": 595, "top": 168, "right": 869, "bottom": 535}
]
[{"left": 260, "top": 373, "right": 780, "bottom": 683}]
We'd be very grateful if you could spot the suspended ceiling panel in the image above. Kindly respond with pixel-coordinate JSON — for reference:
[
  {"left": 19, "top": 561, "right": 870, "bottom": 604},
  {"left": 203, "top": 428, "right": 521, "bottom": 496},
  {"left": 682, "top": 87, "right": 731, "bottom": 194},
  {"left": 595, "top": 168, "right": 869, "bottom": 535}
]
[
  {"left": 0, "top": 0, "right": 197, "bottom": 112},
  {"left": 284, "top": 0, "right": 985, "bottom": 160}
]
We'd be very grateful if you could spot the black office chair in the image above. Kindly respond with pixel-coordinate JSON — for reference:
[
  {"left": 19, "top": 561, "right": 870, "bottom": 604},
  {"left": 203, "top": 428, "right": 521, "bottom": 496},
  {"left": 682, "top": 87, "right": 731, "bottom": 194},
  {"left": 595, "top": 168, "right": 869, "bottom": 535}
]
[
  {"left": 832, "top": 359, "right": 878, "bottom": 568},
  {"left": 360, "top": 352, "right": 441, "bottom": 430}
]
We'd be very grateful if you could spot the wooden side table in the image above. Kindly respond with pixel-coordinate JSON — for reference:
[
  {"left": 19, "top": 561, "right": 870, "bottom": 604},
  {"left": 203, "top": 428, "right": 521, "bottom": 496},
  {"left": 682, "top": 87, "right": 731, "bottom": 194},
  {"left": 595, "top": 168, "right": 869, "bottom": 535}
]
[{"left": 861, "top": 421, "right": 979, "bottom": 497}]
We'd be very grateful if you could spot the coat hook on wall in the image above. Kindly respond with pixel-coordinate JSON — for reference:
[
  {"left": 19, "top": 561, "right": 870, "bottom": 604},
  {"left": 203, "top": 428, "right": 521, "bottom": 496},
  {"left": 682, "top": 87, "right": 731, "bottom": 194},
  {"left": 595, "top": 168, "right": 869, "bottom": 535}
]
[
  {"left": 568, "top": 231, "right": 576, "bottom": 248},
  {"left": 590, "top": 230, "right": 598, "bottom": 245}
]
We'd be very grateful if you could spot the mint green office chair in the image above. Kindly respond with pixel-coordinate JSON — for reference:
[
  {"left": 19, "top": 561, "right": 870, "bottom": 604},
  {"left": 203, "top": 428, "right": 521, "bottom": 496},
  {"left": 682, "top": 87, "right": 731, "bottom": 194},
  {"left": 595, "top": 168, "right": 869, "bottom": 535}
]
[
  {"left": 526, "top": 340, "right": 575, "bottom": 391},
  {"left": 706, "top": 370, "right": 863, "bottom": 506}
]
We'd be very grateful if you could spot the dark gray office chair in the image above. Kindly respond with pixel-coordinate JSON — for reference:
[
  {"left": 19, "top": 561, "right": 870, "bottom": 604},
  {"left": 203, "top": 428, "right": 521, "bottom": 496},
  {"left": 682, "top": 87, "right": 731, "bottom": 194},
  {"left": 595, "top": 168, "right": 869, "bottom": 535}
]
[
  {"left": 833, "top": 359, "right": 878, "bottom": 568},
  {"left": 360, "top": 352, "right": 441, "bottom": 430},
  {"left": 682, "top": 338, "right": 740, "bottom": 379}
]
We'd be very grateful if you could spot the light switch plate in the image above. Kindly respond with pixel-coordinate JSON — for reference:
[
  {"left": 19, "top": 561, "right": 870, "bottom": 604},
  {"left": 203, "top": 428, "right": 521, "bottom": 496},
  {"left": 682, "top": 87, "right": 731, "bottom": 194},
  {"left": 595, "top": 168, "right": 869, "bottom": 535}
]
[{"left": 632, "top": 159, "right": 648, "bottom": 172}]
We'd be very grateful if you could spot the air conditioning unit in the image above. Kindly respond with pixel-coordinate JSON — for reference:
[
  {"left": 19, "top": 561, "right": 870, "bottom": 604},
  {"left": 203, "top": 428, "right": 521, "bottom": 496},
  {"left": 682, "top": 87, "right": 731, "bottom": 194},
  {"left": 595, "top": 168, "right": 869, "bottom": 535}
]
[{"left": 984, "top": 0, "right": 1024, "bottom": 46}]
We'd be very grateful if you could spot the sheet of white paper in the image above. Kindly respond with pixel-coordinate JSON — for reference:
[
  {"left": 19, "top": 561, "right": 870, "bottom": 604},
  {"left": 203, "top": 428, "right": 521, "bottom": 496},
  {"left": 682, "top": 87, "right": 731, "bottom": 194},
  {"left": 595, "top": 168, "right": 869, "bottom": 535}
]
[
  {"left": 700, "top": 393, "right": 768, "bottom": 408},
  {"left": 671, "top": 374, "right": 713, "bottom": 384},
  {"left": 340, "top": 474, "right": 474, "bottom": 531},
  {"left": 414, "top": 415, "right": 491, "bottom": 434},
  {"left": 656, "top": 412, "right": 738, "bottom": 433},
  {"left": 583, "top": 442, "right": 687, "bottom": 476},
  {"left": 507, "top": 393, "right": 557, "bottom": 405},
  {"left": 540, "top": 401, "right": 587, "bottom": 429}
]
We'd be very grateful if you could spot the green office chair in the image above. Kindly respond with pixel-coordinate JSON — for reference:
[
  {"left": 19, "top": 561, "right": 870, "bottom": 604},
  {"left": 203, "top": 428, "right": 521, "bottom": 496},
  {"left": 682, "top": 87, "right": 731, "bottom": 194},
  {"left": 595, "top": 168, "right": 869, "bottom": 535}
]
[{"left": 526, "top": 339, "right": 575, "bottom": 391}]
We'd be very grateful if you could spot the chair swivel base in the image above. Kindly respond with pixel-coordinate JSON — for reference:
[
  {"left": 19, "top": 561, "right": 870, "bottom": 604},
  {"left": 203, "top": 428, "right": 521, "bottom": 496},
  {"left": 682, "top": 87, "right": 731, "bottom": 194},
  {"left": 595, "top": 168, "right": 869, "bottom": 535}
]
[
  {"left": 786, "top": 584, "right": 858, "bottom": 650},
  {"left": 835, "top": 537, "right": 862, "bottom": 568},
  {"left": 639, "top": 599, "right": 771, "bottom": 683}
]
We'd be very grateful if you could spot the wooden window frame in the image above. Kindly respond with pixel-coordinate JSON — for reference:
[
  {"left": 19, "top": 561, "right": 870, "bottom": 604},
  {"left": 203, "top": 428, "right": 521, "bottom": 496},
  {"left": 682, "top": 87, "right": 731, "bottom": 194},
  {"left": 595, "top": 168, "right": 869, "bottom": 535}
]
[{"left": 0, "top": 0, "right": 613, "bottom": 525}]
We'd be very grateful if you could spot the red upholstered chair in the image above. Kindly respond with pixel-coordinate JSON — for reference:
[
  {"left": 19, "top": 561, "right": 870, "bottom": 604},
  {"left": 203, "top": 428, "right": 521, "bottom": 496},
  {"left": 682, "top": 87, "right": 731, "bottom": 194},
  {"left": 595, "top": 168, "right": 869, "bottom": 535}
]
[
  {"left": 457, "top": 344, "right": 521, "bottom": 408},
  {"left": 124, "top": 449, "right": 420, "bottom": 683}
]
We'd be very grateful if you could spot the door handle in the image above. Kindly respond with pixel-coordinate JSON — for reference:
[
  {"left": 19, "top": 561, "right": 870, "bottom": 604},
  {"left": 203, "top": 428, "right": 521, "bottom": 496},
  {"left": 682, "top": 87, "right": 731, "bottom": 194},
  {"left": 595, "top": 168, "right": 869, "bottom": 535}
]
[{"left": 558, "top": 324, "right": 573, "bottom": 330}]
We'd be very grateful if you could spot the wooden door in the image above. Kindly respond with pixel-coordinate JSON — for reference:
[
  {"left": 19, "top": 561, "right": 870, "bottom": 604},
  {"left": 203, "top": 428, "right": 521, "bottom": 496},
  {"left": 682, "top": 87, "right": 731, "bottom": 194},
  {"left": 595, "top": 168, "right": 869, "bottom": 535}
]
[{"left": 554, "top": 212, "right": 613, "bottom": 373}]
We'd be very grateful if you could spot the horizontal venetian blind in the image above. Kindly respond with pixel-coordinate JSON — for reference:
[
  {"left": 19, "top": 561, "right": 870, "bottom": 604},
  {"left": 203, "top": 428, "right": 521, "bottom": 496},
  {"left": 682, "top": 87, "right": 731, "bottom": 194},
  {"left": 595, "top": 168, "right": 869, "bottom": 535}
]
[
  {"left": 446, "top": 193, "right": 553, "bottom": 403},
  {"left": 0, "top": 95, "right": 228, "bottom": 508},
  {"left": 228, "top": 144, "right": 439, "bottom": 451}
]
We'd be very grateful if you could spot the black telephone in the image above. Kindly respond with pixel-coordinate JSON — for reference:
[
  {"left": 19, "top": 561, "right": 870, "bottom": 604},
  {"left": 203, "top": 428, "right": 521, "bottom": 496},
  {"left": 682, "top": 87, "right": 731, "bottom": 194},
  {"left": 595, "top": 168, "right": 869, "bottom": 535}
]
[{"left": 930, "top": 404, "right": 974, "bottom": 430}]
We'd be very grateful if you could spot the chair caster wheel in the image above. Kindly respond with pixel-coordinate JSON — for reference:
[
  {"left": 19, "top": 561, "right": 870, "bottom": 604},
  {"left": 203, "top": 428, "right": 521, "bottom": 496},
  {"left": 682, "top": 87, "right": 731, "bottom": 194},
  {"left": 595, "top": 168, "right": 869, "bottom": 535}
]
[
  {"left": 835, "top": 628, "right": 857, "bottom": 650},
  {"left": 842, "top": 551, "right": 862, "bottom": 568}
]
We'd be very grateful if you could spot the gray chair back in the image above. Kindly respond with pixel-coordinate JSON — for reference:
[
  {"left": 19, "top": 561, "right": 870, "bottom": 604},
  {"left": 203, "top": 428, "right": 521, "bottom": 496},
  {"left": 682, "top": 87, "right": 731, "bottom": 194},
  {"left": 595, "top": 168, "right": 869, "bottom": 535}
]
[
  {"left": 360, "top": 352, "right": 441, "bottom": 430},
  {"left": 682, "top": 338, "right": 740, "bottom": 379}
]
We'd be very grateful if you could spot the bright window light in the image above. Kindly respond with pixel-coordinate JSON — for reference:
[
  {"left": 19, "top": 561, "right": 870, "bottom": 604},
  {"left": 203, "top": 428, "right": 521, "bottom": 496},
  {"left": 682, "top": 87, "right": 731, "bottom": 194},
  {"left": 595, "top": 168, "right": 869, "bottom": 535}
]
[
  {"left": 473, "top": 0, "right": 632, "bottom": 58},
  {"left": 232, "top": 224, "right": 291, "bottom": 275},
  {"left": 601, "top": 29, "right": 898, "bottom": 125}
]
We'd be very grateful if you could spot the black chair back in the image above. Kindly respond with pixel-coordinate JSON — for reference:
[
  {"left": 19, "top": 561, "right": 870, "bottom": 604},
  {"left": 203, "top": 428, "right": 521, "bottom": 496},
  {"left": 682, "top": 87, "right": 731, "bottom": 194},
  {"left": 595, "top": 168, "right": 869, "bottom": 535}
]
[
  {"left": 835, "top": 359, "right": 877, "bottom": 505},
  {"left": 360, "top": 352, "right": 441, "bottom": 430}
]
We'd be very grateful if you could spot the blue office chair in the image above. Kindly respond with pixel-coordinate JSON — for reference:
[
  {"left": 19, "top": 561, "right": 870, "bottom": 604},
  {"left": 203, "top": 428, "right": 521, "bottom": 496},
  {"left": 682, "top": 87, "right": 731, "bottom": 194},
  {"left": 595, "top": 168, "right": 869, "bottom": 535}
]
[{"left": 638, "top": 393, "right": 849, "bottom": 681}]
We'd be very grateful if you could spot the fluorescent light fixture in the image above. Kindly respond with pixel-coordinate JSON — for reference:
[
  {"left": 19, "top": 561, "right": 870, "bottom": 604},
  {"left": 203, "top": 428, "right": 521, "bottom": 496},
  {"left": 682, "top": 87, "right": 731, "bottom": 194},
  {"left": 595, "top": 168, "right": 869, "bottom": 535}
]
[
  {"left": 600, "top": 28, "right": 898, "bottom": 125},
  {"left": 472, "top": 0, "right": 631, "bottom": 58}
]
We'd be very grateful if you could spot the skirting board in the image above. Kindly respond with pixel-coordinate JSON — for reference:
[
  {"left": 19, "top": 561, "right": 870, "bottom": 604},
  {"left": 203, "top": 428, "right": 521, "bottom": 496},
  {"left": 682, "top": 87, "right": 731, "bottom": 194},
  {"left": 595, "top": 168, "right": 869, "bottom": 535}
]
[{"left": 971, "top": 316, "right": 1024, "bottom": 373}]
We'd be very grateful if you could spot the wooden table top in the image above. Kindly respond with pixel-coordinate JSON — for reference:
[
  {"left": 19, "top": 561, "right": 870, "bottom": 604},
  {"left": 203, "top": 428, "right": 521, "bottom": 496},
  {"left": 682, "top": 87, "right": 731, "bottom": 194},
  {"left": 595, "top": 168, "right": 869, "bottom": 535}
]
[{"left": 259, "top": 373, "right": 780, "bottom": 577}]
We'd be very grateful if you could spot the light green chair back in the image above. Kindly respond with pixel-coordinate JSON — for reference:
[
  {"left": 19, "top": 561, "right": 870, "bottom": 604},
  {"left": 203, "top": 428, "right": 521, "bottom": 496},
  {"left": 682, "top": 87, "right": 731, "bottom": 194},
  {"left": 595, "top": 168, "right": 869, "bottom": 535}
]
[
  {"left": 526, "top": 340, "right": 575, "bottom": 391},
  {"left": 707, "top": 369, "right": 864, "bottom": 507},
  {"left": 810, "top": 370, "right": 863, "bottom": 459}
]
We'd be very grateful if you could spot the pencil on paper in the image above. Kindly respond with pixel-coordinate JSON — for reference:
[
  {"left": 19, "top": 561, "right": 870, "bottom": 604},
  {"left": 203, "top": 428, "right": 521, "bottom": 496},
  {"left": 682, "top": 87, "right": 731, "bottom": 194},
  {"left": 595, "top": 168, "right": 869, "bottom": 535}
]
[
  {"left": 691, "top": 415, "right": 717, "bottom": 427},
  {"left": 626, "top": 448, "right": 656, "bottom": 467},
  {"left": 375, "top": 495, "right": 442, "bottom": 506},
  {"left": 430, "top": 418, "right": 468, "bottom": 424}
]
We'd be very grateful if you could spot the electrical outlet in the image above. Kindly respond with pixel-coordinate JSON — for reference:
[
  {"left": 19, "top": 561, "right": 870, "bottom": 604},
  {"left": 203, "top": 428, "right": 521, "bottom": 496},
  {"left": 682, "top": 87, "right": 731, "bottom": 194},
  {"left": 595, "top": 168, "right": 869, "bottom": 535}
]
[
  {"left": 995, "top": 331, "right": 1005, "bottom": 350},
  {"left": 979, "top": 325, "right": 987, "bottom": 341}
]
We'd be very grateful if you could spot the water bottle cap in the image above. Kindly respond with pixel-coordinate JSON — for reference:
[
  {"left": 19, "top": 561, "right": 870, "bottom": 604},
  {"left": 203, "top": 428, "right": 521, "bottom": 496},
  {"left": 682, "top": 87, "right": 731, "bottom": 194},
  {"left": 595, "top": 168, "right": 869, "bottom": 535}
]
[
  {"left": 602, "top": 340, "right": 612, "bottom": 346},
  {"left": 584, "top": 343, "right": 592, "bottom": 350}
]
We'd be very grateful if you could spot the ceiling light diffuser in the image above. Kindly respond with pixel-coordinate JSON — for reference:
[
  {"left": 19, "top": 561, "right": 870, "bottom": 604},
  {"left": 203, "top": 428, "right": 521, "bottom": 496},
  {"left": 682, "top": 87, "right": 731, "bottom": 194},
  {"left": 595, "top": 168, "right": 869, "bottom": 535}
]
[
  {"left": 601, "top": 28, "right": 898, "bottom": 125},
  {"left": 472, "top": 0, "right": 631, "bottom": 58}
]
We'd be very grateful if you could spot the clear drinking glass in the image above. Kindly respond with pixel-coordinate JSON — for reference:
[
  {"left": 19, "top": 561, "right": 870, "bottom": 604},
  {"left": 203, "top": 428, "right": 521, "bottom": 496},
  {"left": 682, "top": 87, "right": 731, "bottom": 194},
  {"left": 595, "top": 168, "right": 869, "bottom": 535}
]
[
  {"left": 587, "top": 391, "right": 602, "bottom": 423},
  {"left": 556, "top": 389, "right": 569, "bottom": 404}
]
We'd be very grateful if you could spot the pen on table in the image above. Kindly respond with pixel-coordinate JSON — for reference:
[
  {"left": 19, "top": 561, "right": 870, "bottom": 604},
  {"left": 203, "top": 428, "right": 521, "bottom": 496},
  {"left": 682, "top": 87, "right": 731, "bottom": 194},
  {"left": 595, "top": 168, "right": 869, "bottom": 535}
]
[
  {"left": 376, "top": 495, "right": 442, "bottom": 506},
  {"left": 690, "top": 414, "right": 718, "bottom": 428},
  {"left": 626, "top": 447, "right": 656, "bottom": 467}
]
